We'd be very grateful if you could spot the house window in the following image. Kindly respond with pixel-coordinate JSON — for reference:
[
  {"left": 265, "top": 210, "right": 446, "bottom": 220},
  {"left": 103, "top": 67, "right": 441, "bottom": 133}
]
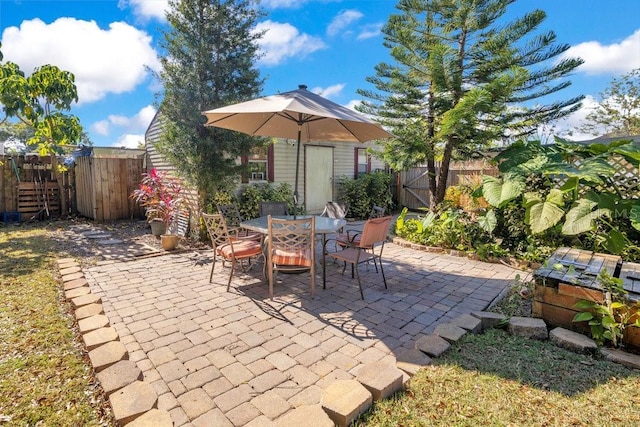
[
  {"left": 248, "top": 146, "right": 267, "bottom": 182},
  {"left": 355, "top": 148, "right": 371, "bottom": 178}
]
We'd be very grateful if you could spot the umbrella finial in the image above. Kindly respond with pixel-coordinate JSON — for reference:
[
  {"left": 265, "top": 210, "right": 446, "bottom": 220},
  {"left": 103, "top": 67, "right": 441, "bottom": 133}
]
[{"left": 298, "top": 84, "right": 307, "bottom": 90}]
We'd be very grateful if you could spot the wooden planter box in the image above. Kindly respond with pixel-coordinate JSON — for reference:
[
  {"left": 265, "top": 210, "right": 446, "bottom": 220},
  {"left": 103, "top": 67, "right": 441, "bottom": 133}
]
[{"left": 533, "top": 247, "right": 640, "bottom": 351}]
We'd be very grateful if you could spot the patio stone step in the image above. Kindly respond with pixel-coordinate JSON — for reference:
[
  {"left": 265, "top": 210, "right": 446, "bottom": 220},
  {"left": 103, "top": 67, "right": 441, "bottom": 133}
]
[
  {"left": 276, "top": 405, "right": 333, "bottom": 427},
  {"left": 88, "top": 341, "right": 128, "bottom": 372},
  {"left": 471, "top": 310, "right": 508, "bottom": 330},
  {"left": 96, "top": 360, "right": 143, "bottom": 396},
  {"left": 549, "top": 327, "right": 598, "bottom": 355},
  {"left": 508, "top": 316, "right": 548, "bottom": 340},
  {"left": 63, "top": 277, "right": 88, "bottom": 290},
  {"left": 109, "top": 380, "right": 158, "bottom": 426},
  {"left": 451, "top": 313, "right": 482, "bottom": 333},
  {"left": 75, "top": 303, "right": 105, "bottom": 320},
  {"left": 434, "top": 323, "right": 467, "bottom": 343},
  {"left": 356, "top": 361, "right": 404, "bottom": 401},
  {"left": 600, "top": 348, "right": 640, "bottom": 369},
  {"left": 395, "top": 347, "right": 432, "bottom": 376},
  {"left": 71, "top": 293, "right": 102, "bottom": 309},
  {"left": 65, "top": 286, "right": 90, "bottom": 300},
  {"left": 321, "top": 380, "right": 372, "bottom": 427},
  {"left": 414, "top": 334, "right": 451, "bottom": 358},
  {"left": 78, "top": 314, "right": 110, "bottom": 333},
  {"left": 125, "top": 409, "right": 172, "bottom": 427},
  {"left": 82, "top": 326, "right": 119, "bottom": 351}
]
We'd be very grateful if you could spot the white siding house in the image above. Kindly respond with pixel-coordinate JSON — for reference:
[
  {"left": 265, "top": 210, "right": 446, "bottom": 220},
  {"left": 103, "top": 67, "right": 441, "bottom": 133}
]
[{"left": 145, "top": 111, "right": 387, "bottom": 214}]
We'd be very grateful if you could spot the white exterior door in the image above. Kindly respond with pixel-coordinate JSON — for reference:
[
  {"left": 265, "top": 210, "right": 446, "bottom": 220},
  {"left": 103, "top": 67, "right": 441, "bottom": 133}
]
[{"left": 305, "top": 145, "right": 333, "bottom": 213}]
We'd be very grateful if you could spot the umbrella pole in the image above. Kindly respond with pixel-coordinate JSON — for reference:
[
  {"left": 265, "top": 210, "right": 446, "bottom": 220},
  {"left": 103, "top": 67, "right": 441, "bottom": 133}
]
[{"left": 293, "top": 124, "right": 302, "bottom": 220}]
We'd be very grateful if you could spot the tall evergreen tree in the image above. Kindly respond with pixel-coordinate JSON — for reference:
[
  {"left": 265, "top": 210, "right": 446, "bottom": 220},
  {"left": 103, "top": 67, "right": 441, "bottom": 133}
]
[
  {"left": 157, "top": 0, "right": 264, "bottom": 204},
  {"left": 358, "top": 0, "right": 584, "bottom": 207}
]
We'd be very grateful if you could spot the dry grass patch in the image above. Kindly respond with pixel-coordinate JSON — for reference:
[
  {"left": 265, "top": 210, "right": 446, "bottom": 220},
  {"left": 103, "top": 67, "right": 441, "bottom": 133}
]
[{"left": 0, "top": 225, "right": 113, "bottom": 426}]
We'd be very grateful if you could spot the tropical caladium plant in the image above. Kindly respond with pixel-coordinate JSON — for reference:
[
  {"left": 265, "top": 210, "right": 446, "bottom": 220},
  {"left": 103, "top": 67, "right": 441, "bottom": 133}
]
[{"left": 477, "top": 138, "right": 640, "bottom": 255}]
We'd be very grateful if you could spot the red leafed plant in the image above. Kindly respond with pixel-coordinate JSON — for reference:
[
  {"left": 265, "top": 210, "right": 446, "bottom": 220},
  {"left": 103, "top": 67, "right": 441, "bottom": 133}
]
[{"left": 131, "top": 168, "right": 184, "bottom": 229}]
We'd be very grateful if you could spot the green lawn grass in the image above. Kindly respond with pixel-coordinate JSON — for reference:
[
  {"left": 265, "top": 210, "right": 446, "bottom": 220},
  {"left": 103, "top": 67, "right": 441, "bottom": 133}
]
[
  {"left": 358, "top": 326, "right": 640, "bottom": 426},
  {"left": 0, "top": 226, "right": 113, "bottom": 426}
]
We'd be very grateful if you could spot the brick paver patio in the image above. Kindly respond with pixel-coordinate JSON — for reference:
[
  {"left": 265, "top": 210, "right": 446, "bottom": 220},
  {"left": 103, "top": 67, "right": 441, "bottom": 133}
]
[{"left": 84, "top": 240, "right": 525, "bottom": 426}]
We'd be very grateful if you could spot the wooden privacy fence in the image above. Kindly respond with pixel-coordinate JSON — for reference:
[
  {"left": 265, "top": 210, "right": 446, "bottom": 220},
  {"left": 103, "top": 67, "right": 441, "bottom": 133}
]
[
  {"left": 397, "top": 159, "right": 498, "bottom": 209},
  {"left": 0, "top": 154, "right": 75, "bottom": 220},
  {"left": 75, "top": 156, "right": 145, "bottom": 221}
]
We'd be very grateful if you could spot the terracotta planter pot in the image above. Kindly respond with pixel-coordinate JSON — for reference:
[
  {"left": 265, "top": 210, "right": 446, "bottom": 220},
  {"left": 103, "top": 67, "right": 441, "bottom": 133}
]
[
  {"left": 161, "top": 234, "right": 180, "bottom": 251},
  {"left": 150, "top": 220, "right": 166, "bottom": 237}
]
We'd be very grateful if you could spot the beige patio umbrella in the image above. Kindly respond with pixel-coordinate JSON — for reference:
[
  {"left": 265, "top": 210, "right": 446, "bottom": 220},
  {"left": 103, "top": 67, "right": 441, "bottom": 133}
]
[{"left": 202, "top": 84, "right": 393, "bottom": 214}]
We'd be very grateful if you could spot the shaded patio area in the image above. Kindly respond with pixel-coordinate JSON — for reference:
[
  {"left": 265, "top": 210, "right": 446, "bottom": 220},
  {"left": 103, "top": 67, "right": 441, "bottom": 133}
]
[{"left": 84, "top": 240, "right": 525, "bottom": 426}]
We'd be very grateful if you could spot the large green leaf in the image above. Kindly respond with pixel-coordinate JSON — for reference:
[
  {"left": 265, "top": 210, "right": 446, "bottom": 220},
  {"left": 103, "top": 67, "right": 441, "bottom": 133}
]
[
  {"left": 482, "top": 175, "right": 524, "bottom": 208},
  {"left": 603, "top": 227, "right": 628, "bottom": 254},
  {"left": 612, "top": 141, "right": 640, "bottom": 163},
  {"left": 631, "top": 203, "right": 640, "bottom": 231},
  {"left": 562, "top": 199, "right": 610, "bottom": 235},
  {"left": 526, "top": 198, "right": 565, "bottom": 234},
  {"left": 477, "top": 209, "right": 497, "bottom": 234}
]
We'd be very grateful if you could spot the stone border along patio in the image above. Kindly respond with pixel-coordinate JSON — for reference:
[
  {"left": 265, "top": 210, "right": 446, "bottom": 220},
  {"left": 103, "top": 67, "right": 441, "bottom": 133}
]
[{"left": 55, "top": 225, "right": 640, "bottom": 426}]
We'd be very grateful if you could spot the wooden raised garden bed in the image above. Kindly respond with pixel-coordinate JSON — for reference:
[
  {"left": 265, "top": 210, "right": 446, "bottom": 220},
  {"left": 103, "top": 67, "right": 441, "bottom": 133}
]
[{"left": 533, "top": 247, "right": 640, "bottom": 350}]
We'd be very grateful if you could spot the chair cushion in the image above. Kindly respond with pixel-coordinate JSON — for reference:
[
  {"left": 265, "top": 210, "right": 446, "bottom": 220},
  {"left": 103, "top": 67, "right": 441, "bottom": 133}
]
[
  {"left": 217, "top": 241, "right": 262, "bottom": 259},
  {"left": 272, "top": 248, "right": 313, "bottom": 267}
]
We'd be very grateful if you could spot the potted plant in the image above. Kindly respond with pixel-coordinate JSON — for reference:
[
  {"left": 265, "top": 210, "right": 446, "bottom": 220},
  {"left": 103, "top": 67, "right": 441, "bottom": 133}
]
[{"left": 131, "top": 168, "right": 185, "bottom": 249}]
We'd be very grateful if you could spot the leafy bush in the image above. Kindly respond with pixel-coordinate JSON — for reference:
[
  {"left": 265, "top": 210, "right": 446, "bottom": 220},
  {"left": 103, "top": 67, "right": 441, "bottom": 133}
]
[
  {"left": 396, "top": 207, "right": 491, "bottom": 251},
  {"left": 237, "top": 182, "right": 301, "bottom": 219},
  {"left": 338, "top": 172, "right": 393, "bottom": 219},
  {"left": 473, "top": 139, "right": 640, "bottom": 262}
]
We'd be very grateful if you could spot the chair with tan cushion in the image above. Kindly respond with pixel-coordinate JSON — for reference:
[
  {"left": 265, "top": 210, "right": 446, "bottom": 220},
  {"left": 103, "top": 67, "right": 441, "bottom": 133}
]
[
  {"left": 201, "top": 212, "right": 263, "bottom": 291},
  {"left": 326, "top": 215, "right": 393, "bottom": 299},
  {"left": 216, "top": 203, "right": 262, "bottom": 241},
  {"left": 266, "top": 215, "right": 315, "bottom": 300}
]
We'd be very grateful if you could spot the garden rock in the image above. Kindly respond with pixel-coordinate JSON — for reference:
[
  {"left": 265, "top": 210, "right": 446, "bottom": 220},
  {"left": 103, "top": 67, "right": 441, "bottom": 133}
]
[
  {"left": 414, "top": 334, "right": 451, "bottom": 358},
  {"left": 508, "top": 316, "right": 548, "bottom": 340},
  {"left": 471, "top": 311, "right": 507, "bottom": 330},
  {"left": 356, "top": 361, "right": 404, "bottom": 401},
  {"left": 434, "top": 323, "right": 467, "bottom": 343},
  {"left": 321, "top": 380, "right": 372, "bottom": 427},
  {"left": 109, "top": 380, "right": 158, "bottom": 426},
  {"left": 549, "top": 327, "right": 598, "bottom": 355},
  {"left": 600, "top": 348, "right": 640, "bottom": 370},
  {"left": 451, "top": 313, "right": 482, "bottom": 333}
]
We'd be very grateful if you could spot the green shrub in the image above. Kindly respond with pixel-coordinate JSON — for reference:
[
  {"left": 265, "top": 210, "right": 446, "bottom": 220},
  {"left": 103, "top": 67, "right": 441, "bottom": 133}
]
[
  {"left": 237, "top": 182, "right": 302, "bottom": 219},
  {"left": 338, "top": 172, "right": 393, "bottom": 219}
]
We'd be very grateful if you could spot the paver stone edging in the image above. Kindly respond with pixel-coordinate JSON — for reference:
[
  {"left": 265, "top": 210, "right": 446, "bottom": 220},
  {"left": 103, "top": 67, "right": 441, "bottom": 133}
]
[{"left": 56, "top": 259, "right": 171, "bottom": 426}]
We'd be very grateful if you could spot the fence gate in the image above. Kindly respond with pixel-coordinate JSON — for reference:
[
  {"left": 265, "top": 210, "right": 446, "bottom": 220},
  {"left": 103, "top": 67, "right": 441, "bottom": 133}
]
[
  {"left": 398, "top": 167, "right": 431, "bottom": 209},
  {"left": 398, "top": 160, "right": 498, "bottom": 210}
]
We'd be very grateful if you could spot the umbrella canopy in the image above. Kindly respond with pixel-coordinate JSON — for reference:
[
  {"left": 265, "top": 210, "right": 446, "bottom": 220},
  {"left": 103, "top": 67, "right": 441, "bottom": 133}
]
[{"left": 202, "top": 85, "right": 393, "bottom": 212}]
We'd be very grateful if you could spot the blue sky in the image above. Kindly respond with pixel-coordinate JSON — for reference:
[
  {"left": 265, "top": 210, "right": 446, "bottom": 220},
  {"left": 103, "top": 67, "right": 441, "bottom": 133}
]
[{"left": 1, "top": 0, "right": 639, "bottom": 148}]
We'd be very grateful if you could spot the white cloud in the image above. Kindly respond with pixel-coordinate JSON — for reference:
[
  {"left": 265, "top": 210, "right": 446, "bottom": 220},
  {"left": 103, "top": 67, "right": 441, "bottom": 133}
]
[
  {"left": 311, "top": 83, "right": 345, "bottom": 98},
  {"left": 120, "top": 0, "right": 169, "bottom": 22},
  {"left": 562, "top": 29, "right": 640, "bottom": 75},
  {"left": 1, "top": 18, "right": 160, "bottom": 104},
  {"left": 91, "top": 105, "right": 157, "bottom": 140},
  {"left": 253, "top": 20, "right": 326, "bottom": 66},
  {"left": 93, "top": 120, "right": 111, "bottom": 136},
  {"left": 113, "top": 134, "right": 145, "bottom": 149},
  {"left": 260, "top": 0, "right": 310, "bottom": 8},
  {"left": 327, "top": 10, "right": 363, "bottom": 37},
  {"left": 548, "top": 95, "right": 603, "bottom": 140},
  {"left": 345, "top": 99, "right": 364, "bottom": 112},
  {"left": 357, "top": 22, "right": 383, "bottom": 40}
]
